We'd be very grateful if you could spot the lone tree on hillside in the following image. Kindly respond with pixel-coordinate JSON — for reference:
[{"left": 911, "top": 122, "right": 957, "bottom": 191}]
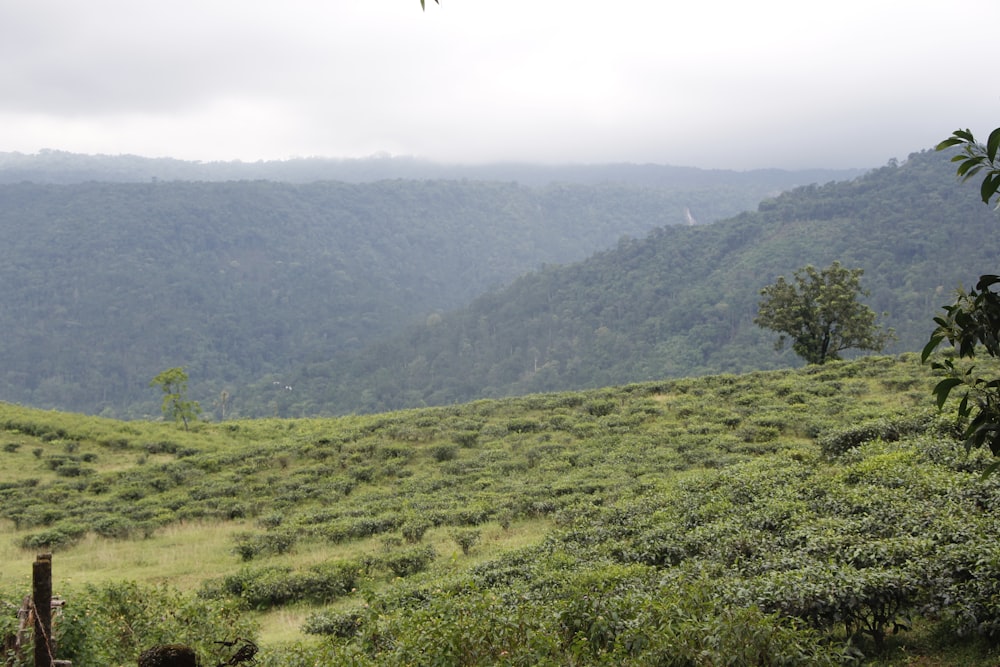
[
  {"left": 150, "top": 367, "right": 201, "bottom": 430},
  {"left": 755, "top": 261, "right": 894, "bottom": 365}
]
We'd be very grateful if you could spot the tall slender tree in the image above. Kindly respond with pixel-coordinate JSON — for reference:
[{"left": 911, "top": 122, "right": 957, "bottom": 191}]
[{"left": 150, "top": 367, "right": 201, "bottom": 430}]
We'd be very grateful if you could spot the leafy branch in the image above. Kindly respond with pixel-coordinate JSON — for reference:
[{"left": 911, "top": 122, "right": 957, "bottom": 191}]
[
  {"left": 936, "top": 127, "right": 1000, "bottom": 208},
  {"left": 923, "top": 275, "right": 1000, "bottom": 465},
  {"left": 924, "top": 126, "right": 1000, "bottom": 470}
]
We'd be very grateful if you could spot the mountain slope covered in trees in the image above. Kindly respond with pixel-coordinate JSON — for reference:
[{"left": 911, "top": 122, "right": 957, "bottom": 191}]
[
  {"left": 0, "top": 173, "right": 820, "bottom": 417},
  {"left": 263, "top": 149, "right": 999, "bottom": 415}
]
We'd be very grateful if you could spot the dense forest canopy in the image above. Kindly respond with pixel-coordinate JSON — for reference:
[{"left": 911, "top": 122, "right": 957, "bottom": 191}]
[
  {"left": 267, "top": 148, "right": 1000, "bottom": 416},
  {"left": 1, "top": 147, "right": 991, "bottom": 418},
  {"left": 0, "top": 168, "right": 826, "bottom": 418}
]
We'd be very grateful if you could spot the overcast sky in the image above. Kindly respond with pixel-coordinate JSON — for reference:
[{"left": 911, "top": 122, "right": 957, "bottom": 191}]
[{"left": 1, "top": 1, "right": 997, "bottom": 170}]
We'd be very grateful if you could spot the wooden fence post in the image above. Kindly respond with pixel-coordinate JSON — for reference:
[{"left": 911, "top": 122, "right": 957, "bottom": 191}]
[
  {"left": 33, "top": 553, "right": 53, "bottom": 667},
  {"left": 31, "top": 553, "right": 71, "bottom": 667}
]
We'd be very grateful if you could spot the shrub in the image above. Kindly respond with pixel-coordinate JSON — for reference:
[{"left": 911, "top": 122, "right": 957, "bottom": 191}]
[
  {"left": 401, "top": 517, "right": 432, "bottom": 544},
  {"left": 54, "top": 462, "right": 89, "bottom": 477},
  {"left": 584, "top": 400, "right": 616, "bottom": 417},
  {"left": 505, "top": 418, "right": 542, "bottom": 433},
  {"left": 452, "top": 430, "right": 479, "bottom": 448},
  {"left": 212, "top": 561, "right": 360, "bottom": 609},
  {"left": 370, "top": 587, "right": 559, "bottom": 665},
  {"left": 302, "top": 609, "right": 363, "bottom": 637},
  {"left": 349, "top": 466, "right": 376, "bottom": 483},
  {"left": 20, "top": 524, "right": 86, "bottom": 550},
  {"left": 232, "top": 530, "right": 297, "bottom": 561},
  {"left": 93, "top": 516, "right": 136, "bottom": 539},
  {"left": 257, "top": 512, "right": 284, "bottom": 529},
  {"left": 379, "top": 545, "right": 436, "bottom": 577},
  {"left": 748, "top": 563, "right": 921, "bottom": 653},
  {"left": 818, "top": 413, "right": 932, "bottom": 456},
  {"left": 449, "top": 528, "right": 481, "bottom": 556},
  {"left": 143, "top": 440, "right": 179, "bottom": 455},
  {"left": 923, "top": 540, "right": 1000, "bottom": 639},
  {"left": 429, "top": 445, "right": 457, "bottom": 462}
]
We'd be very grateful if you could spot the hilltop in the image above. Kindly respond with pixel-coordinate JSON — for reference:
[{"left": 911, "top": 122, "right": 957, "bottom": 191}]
[{"left": 0, "top": 149, "right": 861, "bottom": 187}]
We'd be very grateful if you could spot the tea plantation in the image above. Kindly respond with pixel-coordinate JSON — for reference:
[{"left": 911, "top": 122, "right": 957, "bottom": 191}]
[{"left": 3, "top": 353, "right": 1000, "bottom": 665}]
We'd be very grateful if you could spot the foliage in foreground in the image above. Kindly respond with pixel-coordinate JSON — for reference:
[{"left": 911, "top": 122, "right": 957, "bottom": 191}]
[
  {"left": 4, "top": 355, "right": 1000, "bottom": 664},
  {"left": 2, "top": 581, "right": 257, "bottom": 667},
  {"left": 921, "top": 127, "right": 1000, "bottom": 469},
  {"left": 268, "top": 430, "right": 1000, "bottom": 665}
]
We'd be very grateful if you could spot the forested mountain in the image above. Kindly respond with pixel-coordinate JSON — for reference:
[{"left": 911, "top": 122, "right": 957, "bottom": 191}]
[
  {"left": 0, "top": 173, "right": 819, "bottom": 418},
  {"left": 0, "top": 149, "right": 861, "bottom": 187},
  {"left": 258, "top": 148, "right": 1000, "bottom": 416}
]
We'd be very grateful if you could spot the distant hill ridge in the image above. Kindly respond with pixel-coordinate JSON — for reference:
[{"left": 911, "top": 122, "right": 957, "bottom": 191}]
[
  {"left": 0, "top": 149, "right": 862, "bottom": 187},
  {"left": 262, "top": 148, "right": 1000, "bottom": 416}
]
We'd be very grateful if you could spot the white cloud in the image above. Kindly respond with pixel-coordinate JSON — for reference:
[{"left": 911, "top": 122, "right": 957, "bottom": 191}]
[{"left": 0, "top": 0, "right": 997, "bottom": 169}]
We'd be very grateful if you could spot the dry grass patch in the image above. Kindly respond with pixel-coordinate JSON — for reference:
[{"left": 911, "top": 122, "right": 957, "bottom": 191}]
[{"left": 0, "top": 520, "right": 247, "bottom": 592}]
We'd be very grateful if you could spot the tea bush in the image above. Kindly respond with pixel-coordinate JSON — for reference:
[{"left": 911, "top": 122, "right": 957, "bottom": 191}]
[
  {"left": 746, "top": 563, "right": 921, "bottom": 652},
  {"left": 20, "top": 524, "right": 85, "bottom": 550},
  {"left": 6, "top": 356, "right": 1000, "bottom": 662},
  {"left": 373, "top": 545, "right": 436, "bottom": 578},
  {"left": 206, "top": 561, "right": 361, "bottom": 609},
  {"left": 301, "top": 609, "right": 363, "bottom": 637},
  {"left": 400, "top": 517, "right": 432, "bottom": 543},
  {"left": 231, "top": 530, "right": 297, "bottom": 561},
  {"left": 818, "top": 412, "right": 934, "bottom": 456},
  {"left": 449, "top": 528, "right": 481, "bottom": 555}
]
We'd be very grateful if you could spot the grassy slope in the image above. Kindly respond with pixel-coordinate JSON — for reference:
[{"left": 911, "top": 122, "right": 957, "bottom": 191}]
[{"left": 2, "top": 353, "right": 999, "bottom": 664}]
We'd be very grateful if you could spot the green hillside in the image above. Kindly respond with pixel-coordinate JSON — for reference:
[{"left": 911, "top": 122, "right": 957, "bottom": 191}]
[
  {"left": 2, "top": 354, "right": 1000, "bottom": 665},
  {"left": 292, "top": 148, "right": 1000, "bottom": 415},
  {"left": 0, "top": 173, "right": 828, "bottom": 419}
]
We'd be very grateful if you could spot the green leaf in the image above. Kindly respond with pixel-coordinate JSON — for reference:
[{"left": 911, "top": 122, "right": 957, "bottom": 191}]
[
  {"left": 981, "top": 172, "right": 1000, "bottom": 204},
  {"left": 931, "top": 377, "right": 963, "bottom": 409},
  {"left": 932, "top": 377, "right": 964, "bottom": 408},
  {"left": 921, "top": 333, "right": 945, "bottom": 363},
  {"left": 936, "top": 137, "right": 965, "bottom": 151},
  {"left": 981, "top": 459, "right": 1000, "bottom": 478},
  {"left": 956, "top": 156, "right": 986, "bottom": 177},
  {"left": 957, "top": 393, "right": 971, "bottom": 418},
  {"left": 959, "top": 164, "right": 984, "bottom": 182},
  {"left": 988, "top": 127, "right": 1000, "bottom": 163}
]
